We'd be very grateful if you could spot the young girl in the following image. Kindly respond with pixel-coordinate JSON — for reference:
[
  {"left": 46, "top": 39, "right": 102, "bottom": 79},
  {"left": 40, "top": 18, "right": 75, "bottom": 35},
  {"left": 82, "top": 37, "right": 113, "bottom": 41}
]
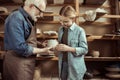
[{"left": 55, "top": 5, "right": 88, "bottom": 80}]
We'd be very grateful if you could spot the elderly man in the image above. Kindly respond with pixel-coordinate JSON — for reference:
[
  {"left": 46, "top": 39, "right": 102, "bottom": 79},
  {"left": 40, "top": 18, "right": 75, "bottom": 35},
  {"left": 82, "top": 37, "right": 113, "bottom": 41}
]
[{"left": 3, "top": 0, "right": 52, "bottom": 80}]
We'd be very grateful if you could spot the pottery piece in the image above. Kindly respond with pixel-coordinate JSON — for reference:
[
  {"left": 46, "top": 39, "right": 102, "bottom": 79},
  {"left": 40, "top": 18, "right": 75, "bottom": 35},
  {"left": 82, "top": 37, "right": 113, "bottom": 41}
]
[
  {"left": 47, "top": 39, "right": 58, "bottom": 47},
  {"left": 90, "top": 50, "right": 100, "bottom": 57}
]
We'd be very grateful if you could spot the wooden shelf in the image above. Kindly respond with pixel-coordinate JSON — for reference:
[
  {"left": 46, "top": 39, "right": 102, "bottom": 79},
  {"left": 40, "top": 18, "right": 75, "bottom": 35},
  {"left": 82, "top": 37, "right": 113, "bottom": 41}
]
[
  {"left": 43, "top": 13, "right": 59, "bottom": 16},
  {"left": 35, "top": 56, "right": 58, "bottom": 61},
  {"left": 80, "top": 22, "right": 112, "bottom": 25},
  {"left": 0, "top": 50, "right": 119, "bottom": 62},
  {"left": 47, "top": 4, "right": 74, "bottom": 6},
  {"left": 0, "top": 33, "right": 120, "bottom": 40},
  {"left": 101, "top": 14, "right": 120, "bottom": 18},
  {"left": 1, "top": 54, "right": 120, "bottom": 61},
  {"left": 35, "top": 56, "right": 120, "bottom": 61},
  {"left": 0, "top": 2, "right": 22, "bottom": 6},
  {"left": 37, "top": 34, "right": 58, "bottom": 39},
  {"left": 37, "top": 35, "right": 120, "bottom": 40},
  {"left": 1, "top": 13, "right": 120, "bottom": 19},
  {"left": 0, "top": 3, "right": 74, "bottom": 6},
  {"left": 37, "top": 21, "right": 60, "bottom": 24},
  {"left": 87, "top": 35, "right": 120, "bottom": 41},
  {"left": 80, "top": 5, "right": 111, "bottom": 9},
  {"left": 80, "top": 13, "right": 120, "bottom": 18},
  {"left": 85, "top": 57, "right": 120, "bottom": 61},
  {"left": 0, "top": 13, "right": 58, "bottom": 17}
]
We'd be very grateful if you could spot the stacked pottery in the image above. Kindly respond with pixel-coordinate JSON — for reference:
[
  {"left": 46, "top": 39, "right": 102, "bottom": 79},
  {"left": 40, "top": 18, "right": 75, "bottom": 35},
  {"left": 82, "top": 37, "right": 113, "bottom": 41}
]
[{"left": 105, "top": 64, "right": 120, "bottom": 79}]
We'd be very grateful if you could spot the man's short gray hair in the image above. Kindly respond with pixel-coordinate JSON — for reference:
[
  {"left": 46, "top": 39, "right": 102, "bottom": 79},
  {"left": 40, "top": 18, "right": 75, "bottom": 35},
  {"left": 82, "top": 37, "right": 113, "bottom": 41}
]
[{"left": 24, "top": 0, "right": 47, "bottom": 7}]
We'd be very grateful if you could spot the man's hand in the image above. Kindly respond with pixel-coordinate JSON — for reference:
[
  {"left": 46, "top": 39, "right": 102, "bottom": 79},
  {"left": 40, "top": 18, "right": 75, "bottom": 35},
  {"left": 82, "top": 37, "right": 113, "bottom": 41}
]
[
  {"left": 37, "top": 40, "right": 47, "bottom": 47},
  {"left": 43, "top": 47, "right": 54, "bottom": 55}
]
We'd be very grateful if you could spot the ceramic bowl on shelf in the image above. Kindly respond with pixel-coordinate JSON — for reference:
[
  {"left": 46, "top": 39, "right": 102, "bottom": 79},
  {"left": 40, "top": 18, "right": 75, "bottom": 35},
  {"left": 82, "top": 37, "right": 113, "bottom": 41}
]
[{"left": 90, "top": 50, "right": 100, "bottom": 57}]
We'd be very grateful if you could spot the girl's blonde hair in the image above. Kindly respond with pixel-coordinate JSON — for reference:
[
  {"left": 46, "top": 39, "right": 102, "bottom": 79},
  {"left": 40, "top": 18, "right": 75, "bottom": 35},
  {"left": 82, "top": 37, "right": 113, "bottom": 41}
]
[{"left": 59, "top": 5, "right": 77, "bottom": 18}]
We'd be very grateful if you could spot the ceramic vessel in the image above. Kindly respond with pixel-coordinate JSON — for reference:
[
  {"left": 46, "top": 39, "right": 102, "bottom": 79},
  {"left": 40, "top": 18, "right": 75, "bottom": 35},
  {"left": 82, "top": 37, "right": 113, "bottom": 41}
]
[
  {"left": 90, "top": 50, "right": 100, "bottom": 57},
  {"left": 47, "top": 39, "right": 58, "bottom": 47}
]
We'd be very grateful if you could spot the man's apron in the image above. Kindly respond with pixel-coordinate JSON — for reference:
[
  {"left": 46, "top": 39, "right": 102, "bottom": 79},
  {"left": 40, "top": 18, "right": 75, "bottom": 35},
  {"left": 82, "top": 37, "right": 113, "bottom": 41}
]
[{"left": 3, "top": 19, "right": 37, "bottom": 80}]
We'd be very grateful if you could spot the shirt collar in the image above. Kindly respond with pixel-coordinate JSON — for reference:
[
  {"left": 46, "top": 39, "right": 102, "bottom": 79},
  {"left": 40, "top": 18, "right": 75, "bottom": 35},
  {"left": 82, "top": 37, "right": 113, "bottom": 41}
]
[
  {"left": 61, "top": 22, "right": 76, "bottom": 31},
  {"left": 19, "top": 7, "right": 35, "bottom": 26},
  {"left": 69, "top": 22, "right": 76, "bottom": 31}
]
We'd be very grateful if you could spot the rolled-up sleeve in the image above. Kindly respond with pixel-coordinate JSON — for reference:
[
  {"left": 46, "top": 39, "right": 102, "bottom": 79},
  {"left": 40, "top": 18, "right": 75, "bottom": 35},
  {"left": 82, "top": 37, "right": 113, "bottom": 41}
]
[{"left": 73, "top": 29, "right": 88, "bottom": 56}]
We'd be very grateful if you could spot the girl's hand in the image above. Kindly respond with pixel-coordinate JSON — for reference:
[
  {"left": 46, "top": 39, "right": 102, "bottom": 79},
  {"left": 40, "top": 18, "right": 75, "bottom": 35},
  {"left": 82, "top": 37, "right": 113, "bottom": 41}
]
[{"left": 55, "top": 44, "right": 70, "bottom": 52}]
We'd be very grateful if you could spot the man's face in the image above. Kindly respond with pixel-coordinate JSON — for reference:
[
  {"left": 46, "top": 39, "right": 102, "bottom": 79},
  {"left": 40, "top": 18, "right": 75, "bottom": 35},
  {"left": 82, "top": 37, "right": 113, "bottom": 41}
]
[
  {"left": 59, "top": 16, "right": 73, "bottom": 28},
  {"left": 30, "top": 3, "right": 46, "bottom": 22}
]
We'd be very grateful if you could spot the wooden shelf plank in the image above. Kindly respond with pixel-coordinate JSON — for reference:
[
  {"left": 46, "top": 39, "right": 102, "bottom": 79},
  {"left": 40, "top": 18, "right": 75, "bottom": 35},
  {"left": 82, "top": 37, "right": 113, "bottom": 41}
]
[
  {"left": 0, "top": 13, "right": 59, "bottom": 17},
  {"left": 36, "top": 34, "right": 120, "bottom": 40},
  {"left": 0, "top": 2, "right": 21, "bottom": 6},
  {"left": 43, "top": 13, "right": 59, "bottom": 16},
  {"left": 0, "top": 3, "right": 75, "bottom": 6},
  {"left": 101, "top": 14, "right": 120, "bottom": 18},
  {"left": 37, "top": 21, "right": 60, "bottom": 24},
  {"left": 0, "top": 33, "right": 120, "bottom": 40},
  {"left": 1, "top": 55, "right": 120, "bottom": 61},
  {"left": 47, "top": 4, "right": 74, "bottom": 6},
  {"left": 79, "top": 22, "right": 112, "bottom": 25},
  {"left": 35, "top": 56, "right": 58, "bottom": 61},
  {"left": 79, "top": 13, "right": 120, "bottom": 18},
  {"left": 37, "top": 34, "right": 58, "bottom": 39},
  {"left": 87, "top": 35, "right": 120, "bottom": 41},
  {"left": 0, "top": 50, "right": 120, "bottom": 61},
  {"left": 80, "top": 5, "right": 111, "bottom": 9},
  {"left": 35, "top": 57, "right": 120, "bottom": 61},
  {"left": 1, "top": 13, "right": 120, "bottom": 19},
  {"left": 85, "top": 57, "right": 120, "bottom": 61}
]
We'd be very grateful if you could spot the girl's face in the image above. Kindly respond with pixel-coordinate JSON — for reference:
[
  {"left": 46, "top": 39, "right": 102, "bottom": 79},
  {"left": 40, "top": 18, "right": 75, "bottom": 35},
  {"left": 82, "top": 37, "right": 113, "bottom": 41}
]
[{"left": 59, "top": 16, "right": 74, "bottom": 28}]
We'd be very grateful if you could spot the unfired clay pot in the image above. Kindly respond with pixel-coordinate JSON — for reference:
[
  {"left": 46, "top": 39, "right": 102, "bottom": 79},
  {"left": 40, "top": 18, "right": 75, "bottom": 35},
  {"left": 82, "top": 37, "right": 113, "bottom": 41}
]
[
  {"left": 47, "top": 39, "right": 58, "bottom": 47},
  {"left": 90, "top": 50, "right": 100, "bottom": 57}
]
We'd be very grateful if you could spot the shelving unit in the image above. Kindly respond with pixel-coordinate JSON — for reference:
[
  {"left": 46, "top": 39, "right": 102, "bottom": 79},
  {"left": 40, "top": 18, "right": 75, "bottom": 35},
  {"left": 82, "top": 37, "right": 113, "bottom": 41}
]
[
  {"left": 1, "top": 51, "right": 120, "bottom": 61},
  {"left": 79, "top": 0, "right": 120, "bottom": 79},
  {"left": 0, "top": 0, "right": 120, "bottom": 79},
  {"left": 0, "top": 33, "right": 120, "bottom": 41}
]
